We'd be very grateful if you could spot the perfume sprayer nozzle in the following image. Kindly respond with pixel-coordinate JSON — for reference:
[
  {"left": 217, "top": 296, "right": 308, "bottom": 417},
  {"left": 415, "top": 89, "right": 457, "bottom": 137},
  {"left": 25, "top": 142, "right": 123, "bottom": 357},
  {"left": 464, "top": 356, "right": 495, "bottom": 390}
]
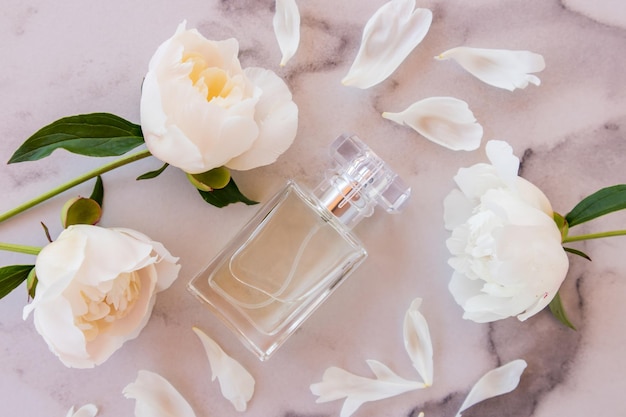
[{"left": 315, "top": 134, "right": 411, "bottom": 228}]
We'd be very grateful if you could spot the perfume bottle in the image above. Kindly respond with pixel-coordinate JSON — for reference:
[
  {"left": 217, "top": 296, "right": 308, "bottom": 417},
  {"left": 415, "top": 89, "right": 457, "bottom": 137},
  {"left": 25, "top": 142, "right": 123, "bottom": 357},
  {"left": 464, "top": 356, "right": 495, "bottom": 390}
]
[{"left": 188, "top": 134, "right": 411, "bottom": 360}]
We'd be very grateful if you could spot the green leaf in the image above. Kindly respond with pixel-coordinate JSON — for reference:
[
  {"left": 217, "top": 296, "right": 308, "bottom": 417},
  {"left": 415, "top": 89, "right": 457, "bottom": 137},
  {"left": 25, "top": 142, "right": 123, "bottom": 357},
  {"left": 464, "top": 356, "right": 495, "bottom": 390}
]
[
  {"left": 90, "top": 176, "right": 104, "bottom": 207},
  {"left": 198, "top": 178, "right": 258, "bottom": 208},
  {"left": 548, "top": 291, "right": 576, "bottom": 330},
  {"left": 137, "top": 163, "right": 169, "bottom": 180},
  {"left": 8, "top": 113, "right": 144, "bottom": 163},
  {"left": 563, "top": 246, "right": 592, "bottom": 261},
  {"left": 61, "top": 197, "right": 102, "bottom": 228},
  {"left": 0, "top": 265, "right": 35, "bottom": 300},
  {"left": 565, "top": 184, "right": 626, "bottom": 228}
]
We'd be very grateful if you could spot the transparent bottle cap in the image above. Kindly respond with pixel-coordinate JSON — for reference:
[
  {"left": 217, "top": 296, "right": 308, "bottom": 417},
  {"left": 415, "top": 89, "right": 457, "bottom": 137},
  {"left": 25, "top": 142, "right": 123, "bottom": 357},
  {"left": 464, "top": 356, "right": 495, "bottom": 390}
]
[{"left": 315, "top": 134, "right": 411, "bottom": 227}]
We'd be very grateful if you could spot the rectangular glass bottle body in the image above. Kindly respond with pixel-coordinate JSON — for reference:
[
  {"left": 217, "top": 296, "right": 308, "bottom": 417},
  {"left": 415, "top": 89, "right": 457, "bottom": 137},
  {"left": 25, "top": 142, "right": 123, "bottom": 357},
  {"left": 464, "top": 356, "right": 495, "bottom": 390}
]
[{"left": 188, "top": 181, "right": 368, "bottom": 360}]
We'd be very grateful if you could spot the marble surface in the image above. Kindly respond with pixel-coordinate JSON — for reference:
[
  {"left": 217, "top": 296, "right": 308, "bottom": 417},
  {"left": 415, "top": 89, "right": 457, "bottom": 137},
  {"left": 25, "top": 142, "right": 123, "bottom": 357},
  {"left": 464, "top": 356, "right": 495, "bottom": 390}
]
[{"left": 1, "top": 1, "right": 626, "bottom": 416}]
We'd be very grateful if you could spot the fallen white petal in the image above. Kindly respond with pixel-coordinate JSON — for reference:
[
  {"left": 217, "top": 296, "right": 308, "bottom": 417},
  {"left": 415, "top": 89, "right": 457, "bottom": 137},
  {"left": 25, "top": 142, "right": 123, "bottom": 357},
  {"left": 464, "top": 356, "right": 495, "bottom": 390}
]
[
  {"left": 66, "top": 404, "right": 98, "bottom": 417},
  {"left": 485, "top": 140, "right": 520, "bottom": 187},
  {"left": 123, "top": 370, "right": 196, "bottom": 417},
  {"left": 310, "top": 360, "right": 425, "bottom": 417},
  {"left": 342, "top": 0, "right": 432, "bottom": 88},
  {"left": 403, "top": 298, "right": 434, "bottom": 386},
  {"left": 273, "top": 0, "right": 300, "bottom": 66},
  {"left": 435, "top": 46, "right": 545, "bottom": 91},
  {"left": 192, "top": 326, "right": 255, "bottom": 412},
  {"left": 383, "top": 97, "right": 483, "bottom": 151},
  {"left": 455, "top": 359, "right": 528, "bottom": 417}
]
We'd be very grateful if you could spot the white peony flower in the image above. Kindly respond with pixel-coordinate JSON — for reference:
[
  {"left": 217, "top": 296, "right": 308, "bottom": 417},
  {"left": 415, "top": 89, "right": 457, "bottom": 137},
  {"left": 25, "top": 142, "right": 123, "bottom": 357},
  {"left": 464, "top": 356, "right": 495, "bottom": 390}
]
[
  {"left": 435, "top": 47, "right": 546, "bottom": 91},
  {"left": 383, "top": 97, "right": 483, "bottom": 151},
  {"left": 141, "top": 21, "right": 298, "bottom": 174},
  {"left": 443, "top": 140, "right": 568, "bottom": 322},
  {"left": 273, "top": 0, "right": 301, "bottom": 66},
  {"left": 23, "top": 225, "right": 181, "bottom": 368},
  {"left": 342, "top": 0, "right": 432, "bottom": 89}
]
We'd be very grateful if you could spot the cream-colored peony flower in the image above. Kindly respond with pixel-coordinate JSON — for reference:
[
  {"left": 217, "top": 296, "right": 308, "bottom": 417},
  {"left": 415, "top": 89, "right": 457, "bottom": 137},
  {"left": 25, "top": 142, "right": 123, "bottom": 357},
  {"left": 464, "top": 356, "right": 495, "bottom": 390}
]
[
  {"left": 141, "top": 21, "right": 298, "bottom": 174},
  {"left": 443, "top": 141, "right": 568, "bottom": 322},
  {"left": 23, "top": 225, "right": 180, "bottom": 368}
]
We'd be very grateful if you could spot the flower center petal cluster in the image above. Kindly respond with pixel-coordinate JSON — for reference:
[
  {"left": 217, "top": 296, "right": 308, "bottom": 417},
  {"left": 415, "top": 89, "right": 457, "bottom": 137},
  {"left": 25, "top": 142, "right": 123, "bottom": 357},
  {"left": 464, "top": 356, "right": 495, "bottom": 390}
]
[
  {"left": 443, "top": 141, "right": 568, "bottom": 322},
  {"left": 76, "top": 270, "right": 142, "bottom": 341},
  {"left": 141, "top": 21, "right": 298, "bottom": 174}
]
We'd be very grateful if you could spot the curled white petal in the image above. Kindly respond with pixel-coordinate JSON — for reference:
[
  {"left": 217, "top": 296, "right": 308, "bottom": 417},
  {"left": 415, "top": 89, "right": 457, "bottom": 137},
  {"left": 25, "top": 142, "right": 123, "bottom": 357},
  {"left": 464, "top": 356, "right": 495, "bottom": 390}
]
[
  {"left": 455, "top": 359, "right": 527, "bottom": 417},
  {"left": 192, "top": 327, "right": 255, "bottom": 412},
  {"left": 311, "top": 360, "right": 425, "bottom": 417},
  {"left": 436, "top": 47, "right": 546, "bottom": 91},
  {"left": 123, "top": 370, "right": 196, "bottom": 417},
  {"left": 273, "top": 0, "right": 300, "bottom": 66},
  {"left": 383, "top": 97, "right": 483, "bottom": 151},
  {"left": 403, "top": 298, "right": 434, "bottom": 386},
  {"left": 66, "top": 404, "right": 98, "bottom": 417},
  {"left": 342, "top": 0, "right": 432, "bottom": 88}
]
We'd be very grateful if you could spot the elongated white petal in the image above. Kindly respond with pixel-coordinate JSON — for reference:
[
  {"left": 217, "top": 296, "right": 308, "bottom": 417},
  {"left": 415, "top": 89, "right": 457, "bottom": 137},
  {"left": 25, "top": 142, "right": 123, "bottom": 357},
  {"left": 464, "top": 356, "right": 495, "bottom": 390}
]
[
  {"left": 66, "top": 404, "right": 98, "bottom": 417},
  {"left": 403, "top": 298, "right": 434, "bottom": 386},
  {"left": 383, "top": 97, "right": 483, "bottom": 151},
  {"left": 273, "top": 0, "right": 300, "bottom": 66},
  {"left": 311, "top": 360, "right": 425, "bottom": 417},
  {"left": 342, "top": 0, "right": 432, "bottom": 88},
  {"left": 436, "top": 47, "right": 546, "bottom": 91},
  {"left": 192, "top": 327, "right": 255, "bottom": 412},
  {"left": 455, "top": 359, "right": 527, "bottom": 417},
  {"left": 123, "top": 370, "right": 196, "bottom": 417}
]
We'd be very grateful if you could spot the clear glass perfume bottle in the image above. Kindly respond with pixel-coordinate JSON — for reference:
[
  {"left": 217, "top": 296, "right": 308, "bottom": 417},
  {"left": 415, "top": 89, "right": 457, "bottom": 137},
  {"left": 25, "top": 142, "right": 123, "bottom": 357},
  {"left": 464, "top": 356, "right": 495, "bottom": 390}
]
[{"left": 188, "top": 134, "right": 411, "bottom": 360}]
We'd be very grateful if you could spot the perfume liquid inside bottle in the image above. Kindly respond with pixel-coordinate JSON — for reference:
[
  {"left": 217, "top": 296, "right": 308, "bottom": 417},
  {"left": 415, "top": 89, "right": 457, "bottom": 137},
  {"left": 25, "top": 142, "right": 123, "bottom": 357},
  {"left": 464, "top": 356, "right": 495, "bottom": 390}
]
[
  {"left": 208, "top": 182, "right": 367, "bottom": 335},
  {"left": 188, "top": 134, "right": 410, "bottom": 360}
]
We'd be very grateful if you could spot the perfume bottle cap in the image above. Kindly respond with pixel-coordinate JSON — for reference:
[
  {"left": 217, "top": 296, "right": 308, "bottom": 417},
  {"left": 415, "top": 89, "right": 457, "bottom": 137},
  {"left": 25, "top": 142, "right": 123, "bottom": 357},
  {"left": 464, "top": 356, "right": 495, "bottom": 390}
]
[{"left": 315, "top": 134, "right": 411, "bottom": 228}]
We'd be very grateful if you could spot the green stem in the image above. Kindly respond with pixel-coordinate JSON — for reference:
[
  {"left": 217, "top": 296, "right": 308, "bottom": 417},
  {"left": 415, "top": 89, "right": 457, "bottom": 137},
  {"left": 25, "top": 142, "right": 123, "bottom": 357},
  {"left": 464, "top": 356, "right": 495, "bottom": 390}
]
[
  {"left": 563, "top": 229, "right": 626, "bottom": 243},
  {"left": 0, "top": 242, "right": 42, "bottom": 255},
  {"left": 0, "top": 149, "right": 152, "bottom": 223}
]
